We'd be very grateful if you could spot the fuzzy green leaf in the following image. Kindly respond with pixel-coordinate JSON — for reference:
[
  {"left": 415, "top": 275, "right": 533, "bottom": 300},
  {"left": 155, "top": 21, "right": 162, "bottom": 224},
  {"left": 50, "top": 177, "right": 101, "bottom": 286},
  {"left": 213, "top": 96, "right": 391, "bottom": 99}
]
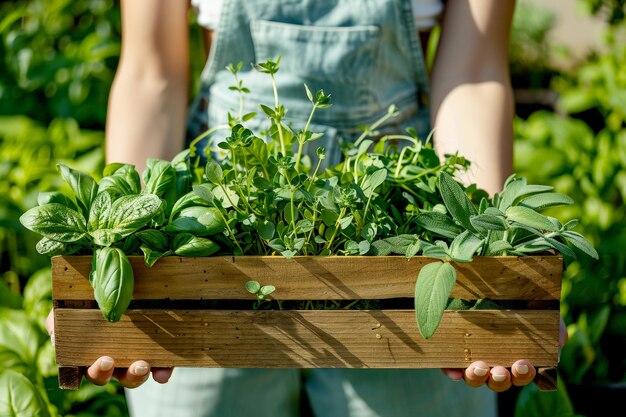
[
  {"left": 519, "top": 193, "right": 574, "bottom": 211},
  {"left": 562, "top": 231, "right": 599, "bottom": 260},
  {"left": 470, "top": 213, "right": 507, "bottom": 234},
  {"left": 414, "top": 211, "right": 463, "bottom": 239},
  {"left": 505, "top": 206, "right": 559, "bottom": 232},
  {"left": 437, "top": 172, "right": 477, "bottom": 232},
  {"left": 449, "top": 230, "right": 483, "bottom": 262},
  {"left": 415, "top": 262, "right": 456, "bottom": 339}
]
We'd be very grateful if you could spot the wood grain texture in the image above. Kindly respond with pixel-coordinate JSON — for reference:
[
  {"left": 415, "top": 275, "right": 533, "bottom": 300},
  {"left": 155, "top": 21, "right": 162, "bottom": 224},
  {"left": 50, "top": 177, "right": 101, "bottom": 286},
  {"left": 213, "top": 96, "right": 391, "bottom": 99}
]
[
  {"left": 54, "top": 308, "right": 560, "bottom": 369},
  {"left": 52, "top": 255, "right": 562, "bottom": 301},
  {"left": 58, "top": 366, "right": 83, "bottom": 390}
]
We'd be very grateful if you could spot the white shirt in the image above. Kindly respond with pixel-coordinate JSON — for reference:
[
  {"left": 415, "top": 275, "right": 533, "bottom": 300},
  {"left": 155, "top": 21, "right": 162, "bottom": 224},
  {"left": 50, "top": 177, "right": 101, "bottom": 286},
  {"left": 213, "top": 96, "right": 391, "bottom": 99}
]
[{"left": 191, "top": 0, "right": 444, "bottom": 32}]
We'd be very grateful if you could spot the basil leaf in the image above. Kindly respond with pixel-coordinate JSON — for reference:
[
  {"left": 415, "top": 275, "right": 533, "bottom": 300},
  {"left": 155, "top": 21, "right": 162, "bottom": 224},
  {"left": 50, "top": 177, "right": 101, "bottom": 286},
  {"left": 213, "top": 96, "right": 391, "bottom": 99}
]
[
  {"left": 90, "top": 194, "right": 163, "bottom": 246},
  {"left": 142, "top": 159, "right": 176, "bottom": 197},
  {"left": 437, "top": 172, "right": 477, "bottom": 232},
  {"left": 140, "top": 245, "right": 172, "bottom": 267},
  {"left": 99, "top": 164, "right": 141, "bottom": 198},
  {"left": 415, "top": 262, "right": 456, "bottom": 339},
  {"left": 35, "top": 237, "right": 78, "bottom": 256},
  {"left": 172, "top": 233, "right": 220, "bottom": 256},
  {"left": 57, "top": 163, "right": 98, "bottom": 217},
  {"left": 92, "top": 247, "right": 134, "bottom": 323},
  {"left": 0, "top": 370, "right": 51, "bottom": 417},
  {"left": 163, "top": 206, "right": 226, "bottom": 236},
  {"left": 135, "top": 229, "right": 170, "bottom": 252},
  {"left": 20, "top": 203, "right": 86, "bottom": 243},
  {"left": 37, "top": 191, "right": 75, "bottom": 208}
]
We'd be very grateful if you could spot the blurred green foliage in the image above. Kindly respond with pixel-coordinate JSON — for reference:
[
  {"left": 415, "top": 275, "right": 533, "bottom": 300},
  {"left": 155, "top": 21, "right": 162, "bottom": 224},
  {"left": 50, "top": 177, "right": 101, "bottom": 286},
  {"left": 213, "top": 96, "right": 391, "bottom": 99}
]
[
  {"left": 0, "top": 0, "right": 121, "bottom": 128},
  {"left": 515, "top": 27, "right": 626, "bottom": 385}
]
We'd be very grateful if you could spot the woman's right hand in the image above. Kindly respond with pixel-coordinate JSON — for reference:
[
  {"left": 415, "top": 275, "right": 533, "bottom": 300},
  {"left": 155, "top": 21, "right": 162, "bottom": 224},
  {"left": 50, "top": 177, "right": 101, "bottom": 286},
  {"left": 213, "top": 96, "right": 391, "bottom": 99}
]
[{"left": 46, "top": 310, "right": 174, "bottom": 388}]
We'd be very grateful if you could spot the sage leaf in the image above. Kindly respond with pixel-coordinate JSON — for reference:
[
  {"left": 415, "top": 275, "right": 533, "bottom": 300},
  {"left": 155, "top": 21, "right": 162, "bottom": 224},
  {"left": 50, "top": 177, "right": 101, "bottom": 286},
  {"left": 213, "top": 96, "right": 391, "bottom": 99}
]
[
  {"left": 486, "top": 240, "right": 513, "bottom": 255},
  {"left": 470, "top": 213, "right": 507, "bottom": 234},
  {"left": 172, "top": 233, "right": 220, "bottom": 256},
  {"left": 422, "top": 243, "right": 449, "bottom": 259},
  {"left": 562, "top": 231, "right": 599, "bottom": 260},
  {"left": 437, "top": 172, "right": 477, "bottom": 232},
  {"left": 415, "top": 261, "right": 456, "bottom": 339},
  {"left": 369, "top": 240, "right": 393, "bottom": 256},
  {"left": 20, "top": 203, "right": 86, "bottom": 243},
  {"left": 414, "top": 211, "right": 463, "bottom": 239},
  {"left": 520, "top": 193, "right": 574, "bottom": 211},
  {"left": 449, "top": 230, "right": 483, "bottom": 262},
  {"left": 505, "top": 206, "right": 559, "bottom": 232},
  {"left": 92, "top": 247, "right": 134, "bottom": 323},
  {"left": 58, "top": 163, "right": 98, "bottom": 217},
  {"left": 497, "top": 175, "right": 526, "bottom": 211}
]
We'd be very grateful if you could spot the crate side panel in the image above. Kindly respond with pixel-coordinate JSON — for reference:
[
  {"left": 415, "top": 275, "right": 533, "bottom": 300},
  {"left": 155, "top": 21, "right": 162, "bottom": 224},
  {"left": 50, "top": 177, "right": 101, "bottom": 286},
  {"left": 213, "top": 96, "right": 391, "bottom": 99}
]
[
  {"left": 52, "top": 256, "right": 562, "bottom": 301},
  {"left": 54, "top": 309, "right": 560, "bottom": 369}
]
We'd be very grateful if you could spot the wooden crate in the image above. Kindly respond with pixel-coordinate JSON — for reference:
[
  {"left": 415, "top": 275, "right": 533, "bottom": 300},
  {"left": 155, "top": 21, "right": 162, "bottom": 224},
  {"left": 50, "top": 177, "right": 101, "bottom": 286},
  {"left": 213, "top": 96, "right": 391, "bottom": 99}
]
[{"left": 52, "top": 255, "right": 563, "bottom": 390}]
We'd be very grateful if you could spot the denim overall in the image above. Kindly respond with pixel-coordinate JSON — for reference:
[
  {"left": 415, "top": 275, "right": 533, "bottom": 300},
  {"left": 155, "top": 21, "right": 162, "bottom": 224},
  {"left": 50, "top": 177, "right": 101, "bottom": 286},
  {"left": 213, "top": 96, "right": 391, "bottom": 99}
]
[{"left": 125, "top": 1, "right": 497, "bottom": 416}]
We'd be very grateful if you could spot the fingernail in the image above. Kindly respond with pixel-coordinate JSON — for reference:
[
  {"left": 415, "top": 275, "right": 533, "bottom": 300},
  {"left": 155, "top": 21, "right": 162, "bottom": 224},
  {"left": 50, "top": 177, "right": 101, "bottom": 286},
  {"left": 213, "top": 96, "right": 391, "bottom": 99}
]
[
  {"left": 473, "top": 366, "right": 488, "bottom": 377},
  {"left": 491, "top": 372, "right": 507, "bottom": 382},
  {"left": 134, "top": 365, "right": 149, "bottom": 376},
  {"left": 514, "top": 364, "right": 529, "bottom": 375},
  {"left": 99, "top": 358, "right": 114, "bottom": 371},
  {"left": 50, "top": 332, "right": 55, "bottom": 346}
]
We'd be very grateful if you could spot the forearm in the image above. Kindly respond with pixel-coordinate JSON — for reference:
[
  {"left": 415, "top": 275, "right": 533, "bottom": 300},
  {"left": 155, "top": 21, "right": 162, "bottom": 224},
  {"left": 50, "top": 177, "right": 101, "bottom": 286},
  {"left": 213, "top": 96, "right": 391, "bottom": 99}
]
[
  {"left": 429, "top": 0, "right": 516, "bottom": 196},
  {"left": 105, "top": 0, "right": 190, "bottom": 173},
  {"left": 105, "top": 72, "right": 188, "bottom": 172},
  {"left": 432, "top": 79, "right": 513, "bottom": 195}
]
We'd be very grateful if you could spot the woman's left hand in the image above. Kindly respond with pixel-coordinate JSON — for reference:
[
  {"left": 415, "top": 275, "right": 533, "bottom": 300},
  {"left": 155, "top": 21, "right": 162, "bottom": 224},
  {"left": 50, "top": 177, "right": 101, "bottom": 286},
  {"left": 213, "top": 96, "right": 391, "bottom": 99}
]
[
  {"left": 442, "top": 360, "right": 536, "bottom": 392},
  {"left": 442, "top": 318, "right": 568, "bottom": 392}
]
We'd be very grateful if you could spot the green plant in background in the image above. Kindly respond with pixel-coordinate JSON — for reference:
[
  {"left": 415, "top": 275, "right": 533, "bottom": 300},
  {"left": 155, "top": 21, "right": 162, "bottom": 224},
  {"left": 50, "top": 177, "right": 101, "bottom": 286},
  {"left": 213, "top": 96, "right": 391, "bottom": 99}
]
[
  {"left": 0, "top": 0, "right": 121, "bottom": 128},
  {"left": 515, "top": 24, "right": 626, "bottom": 387}
]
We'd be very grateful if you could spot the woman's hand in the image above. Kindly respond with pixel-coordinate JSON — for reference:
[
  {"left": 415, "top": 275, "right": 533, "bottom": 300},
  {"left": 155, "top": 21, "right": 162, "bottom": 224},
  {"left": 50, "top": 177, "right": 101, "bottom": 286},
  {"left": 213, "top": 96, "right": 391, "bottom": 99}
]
[
  {"left": 46, "top": 310, "right": 174, "bottom": 388},
  {"left": 442, "top": 318, "right": 568, "bottom": 392},
  {"left": 442, "top": 360, "right": 536, "bottom": 392}
]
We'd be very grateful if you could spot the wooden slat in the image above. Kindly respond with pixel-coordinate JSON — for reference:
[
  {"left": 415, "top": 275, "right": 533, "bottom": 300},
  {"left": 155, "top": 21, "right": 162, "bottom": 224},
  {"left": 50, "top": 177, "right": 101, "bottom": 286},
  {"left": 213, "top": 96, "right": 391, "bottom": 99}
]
[
  {"left": 54, "top": 309, "right": 560, "bottom": 369},
  {"left": 52, "top": 255, "right": 562, "bottom": 301}
]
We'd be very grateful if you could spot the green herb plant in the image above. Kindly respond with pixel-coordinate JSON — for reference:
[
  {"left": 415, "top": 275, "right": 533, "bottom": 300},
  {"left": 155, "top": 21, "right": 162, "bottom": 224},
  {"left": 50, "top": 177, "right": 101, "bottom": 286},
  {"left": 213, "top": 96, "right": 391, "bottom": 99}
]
[{"left": 20, "top": 58, "right": 597, "bottom": 340}]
